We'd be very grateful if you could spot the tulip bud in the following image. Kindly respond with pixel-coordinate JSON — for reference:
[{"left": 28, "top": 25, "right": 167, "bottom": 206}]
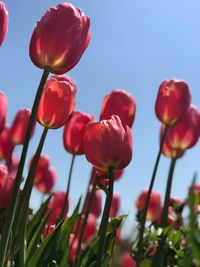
[
  {"left": 37, "top": 75, "right": 76, "bottom": 129},
  {"left": 84, "top": 189, "right": 102, "bottom": 218},
  {"left": 30, "top": 153, "right": 50, "bottom": 184},
  {"left": 63, "top": 111, "right": 94, "bottom": 155},
  {"left": 0, "top": 177, "right": 14, "bottom": 208},
  {"left": 121, "top": 252, "right": 136, "bottom": 267},
  {"left": 0, "top": 127, "right": 14, "bottom": 160},
  {"left": 110, "top": 192, "right": 121, "bottom": 217},
  {"left": 35, "top": 166, "right": 56, "bottom": 194},
  {"left": 82, "top": 213, "right": 96, "bottom": 242},
  {"left": 155, "top": 80, "right": 191, "bottom": 126},
  {"left": 0, "top": 2, "right": 8, "bottom": 46},
  {"left": 135, "top": 190, "right": 162, "bottom": 221},
  {"left": 10, "top": 109, "right": 34, "bottom": 145},
  {"left": 84, "top": 115, "right": 132, "bottom": 172},
  {"left": 0, "top": 164, "right": 8, "bottom": 186},
  {"left": 0, "top": 92, "right": 8, "bottom": 133},
  {"left": 167, "top": 105, "right": 200, "bottom": 150},
  {"left": 100, "top": 89, "right": 136, "bottom": 128},
  {"left": 43, "top": 224, "right": 55, "bottom": 239},
  {"left": 160, "top": 125, "right": 185, "bottom": 159},
  {"left": 6, "top": 154, "right": 20, "bottom": 180},
  {"left": 29, "top": 3, "right": 90, "bottom": 74},
  {"left": 47, "top": 192, "right": 69, "bottom": 224}
]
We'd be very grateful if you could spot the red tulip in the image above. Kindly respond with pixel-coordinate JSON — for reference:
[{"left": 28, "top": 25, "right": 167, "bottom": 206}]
[
  {"left": 110, "top": 192, "right": 121, "bottom": 217},
  {"left": 0, "top": 2, "right": 8, "bottom": 46},
  {"left": 100, "top": 89, "right": 136, "bottom": 128},
  {"left": 115, "top": 228, "right": 121, "bottom": 247},
  {"left": 0, "top": 177, "right": 14, "bottom": 208},
  {"left": 135, "top": 190, "right": 162, "bottom": 221},
  {"left": 37, "top": 75, "right": 76, "bottom": 129},
  {"left": 63, "top": 111, "right": 94, "bottom": 155},
  {"left": 6, "top": 154, "right": 20, "bottom": 180},
  {"left": 47, "top": 192, "right": 69, "bottom": 224},
  {"left": 0, "top": 127, "right": 14, "bottom": 160},
  {"left": 0, "top": 92, "right": 7, "bottom": 133},
  {"left": 0, "top": 164, "right": 8, "bottom": 186},
  {"left": 167, "top": 105, "right": 200, "bottom": 150},
  {"left": 84, "top": 188, "right": 102, "bottom": 218},
  {"left": 155, "top": 80, "right": 191, "bottom": 126},
  {"left": 160, "top": 125, "right": 185, "bottom": 159},
  {"left": 84, "top": 115, "right": 132, "bottom": 172},
  {"left": 10, "top": 109, "right": 33, "bottom": 145},
  {"left": 30, "top": 153, "right": 50, "bottom": 184},
  {"left": 82, "top": 213, "right": 96, "bottom": 242},
  {"left": 35, "top": 166, "right": 56, "bottom": 194},
  {"left": 43, "top": 224, "right": 55, "bottom": 239},
  {"left": 29, "top": 3, "right": 90, "bottom": 74},
  {"left": 121, "top": 252, "right": 136, "bottom": 267}
]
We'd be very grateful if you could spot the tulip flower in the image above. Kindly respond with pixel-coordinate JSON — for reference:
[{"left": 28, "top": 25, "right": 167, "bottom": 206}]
[
  {"left": 160, "top": 125, "right": 185, "bottom": 159},
  {"left": 0, "top": 178, "right": 14, "bottom": 208},
  {"left": 29, "top": 2, "right": 90, "bottom": 74},
  {"left": 35, "top": 166, "right": 56, "bottom": 194},
  {"left": 47, "top": 191, "right": 69, "bottom": 224},
  {"left": 30, "top": 153, "right": 50, "bottom": 185},
  {"left": 84, "top": 115, "right": 132, "bottom": 172},
  {"left": 155, "top": 79, "right": 191, "bottom": 126},
  {"left": 0, "top": 164, "right": 8, "bottom": 186},
  {"left": 10, "top": 109, "right": 33, "bottom": 145},
  {"left": 121, "top": 252, "right": 136, "bottom": 267},
  {"left": 100, "top": 89, "right": 136, "bottom": 128},
  {"left": 110, "top": 192, "right": 121, "bottom": 217},
  {"left": 37, "top": 75, "right": 76, "bottom": 129},
  {"left": 0, "top": 127, "right": 14, "bottom": 160},
  {"left": 84, "top": 188, "right": 102, "bottom": 218},
  {"left": 6, "top": 155, "right": 20, "bottom": 180},
  {"left": 63, "top": 111, "right": 94, "bottom": 155},
  {"left": 0, "top": 2, "right": 8, "bottom": 46},
  {"left": 136, "top": 190, "right": 162, "bottom": 221},
  {"left": 166, "top": 105, "right": 200, "bottom": 150},
  {"left": 43, "top": 224, "right": 55, "bottom": 239},
  {"left": 0, "top": 92, "right": 7, "bottom": 133}
]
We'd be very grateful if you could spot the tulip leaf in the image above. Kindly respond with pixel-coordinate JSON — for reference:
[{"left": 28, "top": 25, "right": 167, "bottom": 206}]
[
  {"left": 26, "top": 195, "right": 52, "bottom": 245},
  {"left": 80, "top": 215, "right": 126, "bottom": 267},
  {"left": 25, "top": 211, "right": 51, "bottom": 264},
  {"left": 53, "top": 198, "right": 81, "bottom": 267},
  {"left": 25, "top": 220, "right": 63, "bottom": 267}
]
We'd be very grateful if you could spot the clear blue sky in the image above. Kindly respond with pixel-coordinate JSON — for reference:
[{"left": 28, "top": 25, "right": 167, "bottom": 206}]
[{"left": 1, "top": 0, "right": 200, "bottom": 230}]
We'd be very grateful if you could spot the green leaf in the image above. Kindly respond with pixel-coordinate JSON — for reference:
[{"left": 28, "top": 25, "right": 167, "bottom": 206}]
[
  {"left": 54, "top": 198, "right": 81, "bottom": 267},
  {"left": 26, "top": 195, "right": 52, "bottom": 245},
  {"left": 80, "top": 215, "right": 126, "bottom": 267},
  {"left": 25, "top": 211, "right": 51, "bottom": 264},
  {"left": 25, "top": 220, "right": 63, "bottom": 267}
]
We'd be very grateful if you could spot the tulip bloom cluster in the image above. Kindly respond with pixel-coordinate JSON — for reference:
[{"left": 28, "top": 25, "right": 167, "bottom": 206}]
[{"left": 0, "top": 1, "right": 200, "bottom": 267}]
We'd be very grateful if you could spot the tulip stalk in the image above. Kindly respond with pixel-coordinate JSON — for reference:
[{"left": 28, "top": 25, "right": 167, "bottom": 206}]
[
  {"left": 0, "top": 68, "right": 50, "bottom": 266},
  {"left": 95, "top": 166, "right": 115, "bottom": 267},
  {"left": 74, "top": 177, "right": 97, "bottom": 267},
  {"left": 135, "top": 125, "right": 169, "bottom": 267},
  {"left": 151, "top": 155, "right": 178, "bottom": 267},
  {"left": 18, "top": 127, "right": 48, "bottom": 265},
  {"left": 59, "top": 154, "right": 76, "bottom": 222},
  {"left": 160, "top": 156, "right": 177, "bottom": 227}
]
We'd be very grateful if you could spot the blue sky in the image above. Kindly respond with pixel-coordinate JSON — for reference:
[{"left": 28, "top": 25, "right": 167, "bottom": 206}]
[{"left": 1, "top": 0, "right": 200, "bottom": 230}]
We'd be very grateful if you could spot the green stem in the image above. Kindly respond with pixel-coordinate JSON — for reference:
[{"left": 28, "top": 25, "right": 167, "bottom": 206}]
[
  {"left": 135, "top": 124, "right": 169, "bottom": 267},
  {"left": 151, "top": 156, "right": 177, "bottom": 267},
  {"left": 0, "top": 68, "right": 49, "bottom": 266},
  {"left": 59, "top": 154, "right": 76, "bottom": 222},
  {"left": 160, "top": 157, "right": 177, "bottom": 227},
  {"left": 95, "top": 166, "right": 114, "bottom": 267},
  {"left": 74, "top": 177, "right": 97, "bottom": 267},
  {"left": 19, "top": 127, "right": 48, "bottom": 265}
]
